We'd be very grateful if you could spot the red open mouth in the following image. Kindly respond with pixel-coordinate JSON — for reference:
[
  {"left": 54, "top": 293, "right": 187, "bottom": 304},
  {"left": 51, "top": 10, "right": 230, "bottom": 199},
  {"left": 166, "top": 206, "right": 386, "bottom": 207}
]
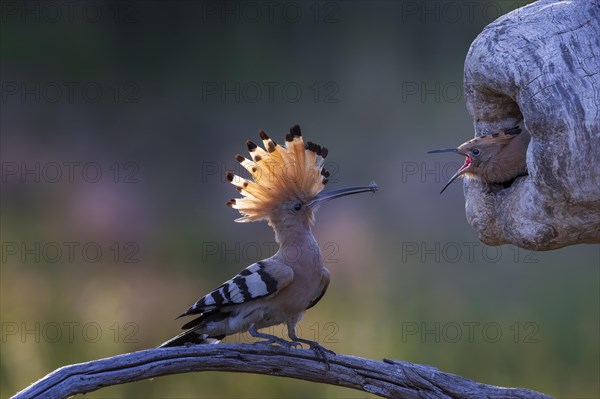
[
  {"left": 439, "top": 156, "right": 472, "bottom": 194},
  {"left": 457, "top": 156, "right": 472, "bottom": 174}
]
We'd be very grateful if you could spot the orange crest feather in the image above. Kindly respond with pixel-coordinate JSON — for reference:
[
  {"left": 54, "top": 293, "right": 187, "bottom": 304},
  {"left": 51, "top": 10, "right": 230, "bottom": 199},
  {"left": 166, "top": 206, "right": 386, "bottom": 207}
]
[{"left": 226, "top": 125, "right": 330, "bottom": 222}]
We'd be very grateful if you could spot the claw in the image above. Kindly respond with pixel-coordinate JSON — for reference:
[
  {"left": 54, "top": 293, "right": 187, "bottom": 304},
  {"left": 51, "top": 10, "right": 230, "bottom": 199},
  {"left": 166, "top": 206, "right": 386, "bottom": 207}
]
[
  {"left": 307, "top": 342, "right": 334, "bottom": 369},
  {"left": 290, "top": 338, "right": 335, "bottom": 369},
  {"left": 250, "top": 325, "right": 334, "bottom": 369}
]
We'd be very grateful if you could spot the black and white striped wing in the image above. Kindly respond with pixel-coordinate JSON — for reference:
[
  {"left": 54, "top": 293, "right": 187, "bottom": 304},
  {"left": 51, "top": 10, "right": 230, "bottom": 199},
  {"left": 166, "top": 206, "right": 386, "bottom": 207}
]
[{"left": 179, "top": 260, "right": 293, "bottom": 317}]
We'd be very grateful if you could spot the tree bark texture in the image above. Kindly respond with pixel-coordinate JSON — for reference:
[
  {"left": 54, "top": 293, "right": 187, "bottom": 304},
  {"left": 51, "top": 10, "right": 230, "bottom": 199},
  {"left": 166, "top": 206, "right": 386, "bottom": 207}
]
[
  {"left": 12, "top": 344, "right": 554, "bottom": 399},
  {"left": 463, "top": 0, "right": 600, "bottom": 250}
]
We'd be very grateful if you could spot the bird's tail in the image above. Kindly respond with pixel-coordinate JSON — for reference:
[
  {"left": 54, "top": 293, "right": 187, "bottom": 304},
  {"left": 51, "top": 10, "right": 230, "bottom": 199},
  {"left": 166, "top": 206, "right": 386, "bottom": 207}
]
[{"left": 158, "top": 329, "right": 222, "bottom": 348}]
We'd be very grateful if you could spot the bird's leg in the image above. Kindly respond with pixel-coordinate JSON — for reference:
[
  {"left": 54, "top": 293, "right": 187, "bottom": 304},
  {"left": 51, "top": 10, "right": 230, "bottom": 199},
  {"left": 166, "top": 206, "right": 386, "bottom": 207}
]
[
  {"left": 248, "top": 324, "right": 301, "bottom": 349},
  {"left": 287, "top": 324, "right": 335, "bottom": 369}
]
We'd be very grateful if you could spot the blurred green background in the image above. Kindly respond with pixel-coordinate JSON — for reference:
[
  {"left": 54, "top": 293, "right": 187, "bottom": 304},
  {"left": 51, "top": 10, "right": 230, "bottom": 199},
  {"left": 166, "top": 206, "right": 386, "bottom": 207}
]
[{"left": 1, "top": 1, "right": 598, "bottom": 398}]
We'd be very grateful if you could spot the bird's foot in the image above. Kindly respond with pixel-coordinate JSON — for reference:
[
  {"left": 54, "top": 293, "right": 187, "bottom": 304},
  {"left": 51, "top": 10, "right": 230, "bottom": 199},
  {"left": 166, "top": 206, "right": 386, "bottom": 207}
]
[
  {"left": 291, "top": 338, "right": 335, "bottom": 369},
  {"left": 249, "top": 324, "right": 301, "bottom": 350},
  {"left": 256, "top": 336, "right": 302, "bottom": 350}
]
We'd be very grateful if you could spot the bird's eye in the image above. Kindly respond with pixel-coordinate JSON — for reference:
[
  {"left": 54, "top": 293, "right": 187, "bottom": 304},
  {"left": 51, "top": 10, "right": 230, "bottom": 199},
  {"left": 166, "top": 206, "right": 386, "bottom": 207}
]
[
  {"left": 293, "top": 202, "right": 302, "bottom": 211},
  {"left": 471, "top": 148, "right": 480, "bottom": 156}
]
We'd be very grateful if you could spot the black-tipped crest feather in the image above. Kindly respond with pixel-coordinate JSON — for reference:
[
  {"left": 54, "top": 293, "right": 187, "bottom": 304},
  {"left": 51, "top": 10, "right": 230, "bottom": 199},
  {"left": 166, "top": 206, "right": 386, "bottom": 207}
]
[{"left": 226, "top": 125, "right": 329, "bottom": 222}]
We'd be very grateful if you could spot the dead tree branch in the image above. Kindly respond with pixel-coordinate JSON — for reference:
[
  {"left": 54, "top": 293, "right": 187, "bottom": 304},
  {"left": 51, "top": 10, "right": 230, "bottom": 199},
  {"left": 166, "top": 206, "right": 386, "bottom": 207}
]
[{"left": 12, "top": 343, "right": 553, "bottom": 399}]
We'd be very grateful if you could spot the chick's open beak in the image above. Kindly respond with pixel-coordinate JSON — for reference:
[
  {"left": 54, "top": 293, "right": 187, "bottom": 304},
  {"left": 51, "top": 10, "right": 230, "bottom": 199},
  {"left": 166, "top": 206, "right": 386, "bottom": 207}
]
[
  {"left": 428, "top": 147, "right": 471, "bottom": 194},
  {"left": 439, "top": 156, "right": 472, "bottom": 194}
]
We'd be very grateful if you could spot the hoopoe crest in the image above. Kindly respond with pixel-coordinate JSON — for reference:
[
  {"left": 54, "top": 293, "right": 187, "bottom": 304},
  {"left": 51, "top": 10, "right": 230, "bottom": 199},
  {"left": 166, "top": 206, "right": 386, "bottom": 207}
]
[
  {"left": 428, "top": 123, "right": 530, "bottom": 193},
  {"left": 227, "top": 124, "right": 330, "bottom": 224}
]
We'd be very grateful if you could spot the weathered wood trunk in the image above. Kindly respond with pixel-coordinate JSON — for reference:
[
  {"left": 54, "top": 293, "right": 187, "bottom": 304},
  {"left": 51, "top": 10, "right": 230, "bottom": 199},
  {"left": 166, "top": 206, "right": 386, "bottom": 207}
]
[
  {"left": 463, "top": 0, "right": 600, "bottom": 250},
  {"left": 11, "top": 345, "right": 554, "bottom": 399}
]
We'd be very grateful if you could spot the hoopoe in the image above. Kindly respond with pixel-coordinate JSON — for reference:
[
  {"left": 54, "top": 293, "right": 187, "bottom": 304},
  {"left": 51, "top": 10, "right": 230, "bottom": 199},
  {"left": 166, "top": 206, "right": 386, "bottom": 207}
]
[
  {"left": 159, "top": 125, "right": 378, "bottom": 363},
  {"left": 428, "top": 123, "right": 530, "bottom": 193}
]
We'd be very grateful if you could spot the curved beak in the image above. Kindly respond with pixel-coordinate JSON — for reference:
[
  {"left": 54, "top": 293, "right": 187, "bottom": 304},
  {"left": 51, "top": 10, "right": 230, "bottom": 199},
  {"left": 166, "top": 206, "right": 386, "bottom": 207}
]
[
  {"left": 307, "top": 182, "right": 378, "bottom": 208},
  {"left": 439, "top": 157, "right": 472, "bottom": 194},
  {"left": 428, "top": 146, "right": 471, "bottom": 193}
]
